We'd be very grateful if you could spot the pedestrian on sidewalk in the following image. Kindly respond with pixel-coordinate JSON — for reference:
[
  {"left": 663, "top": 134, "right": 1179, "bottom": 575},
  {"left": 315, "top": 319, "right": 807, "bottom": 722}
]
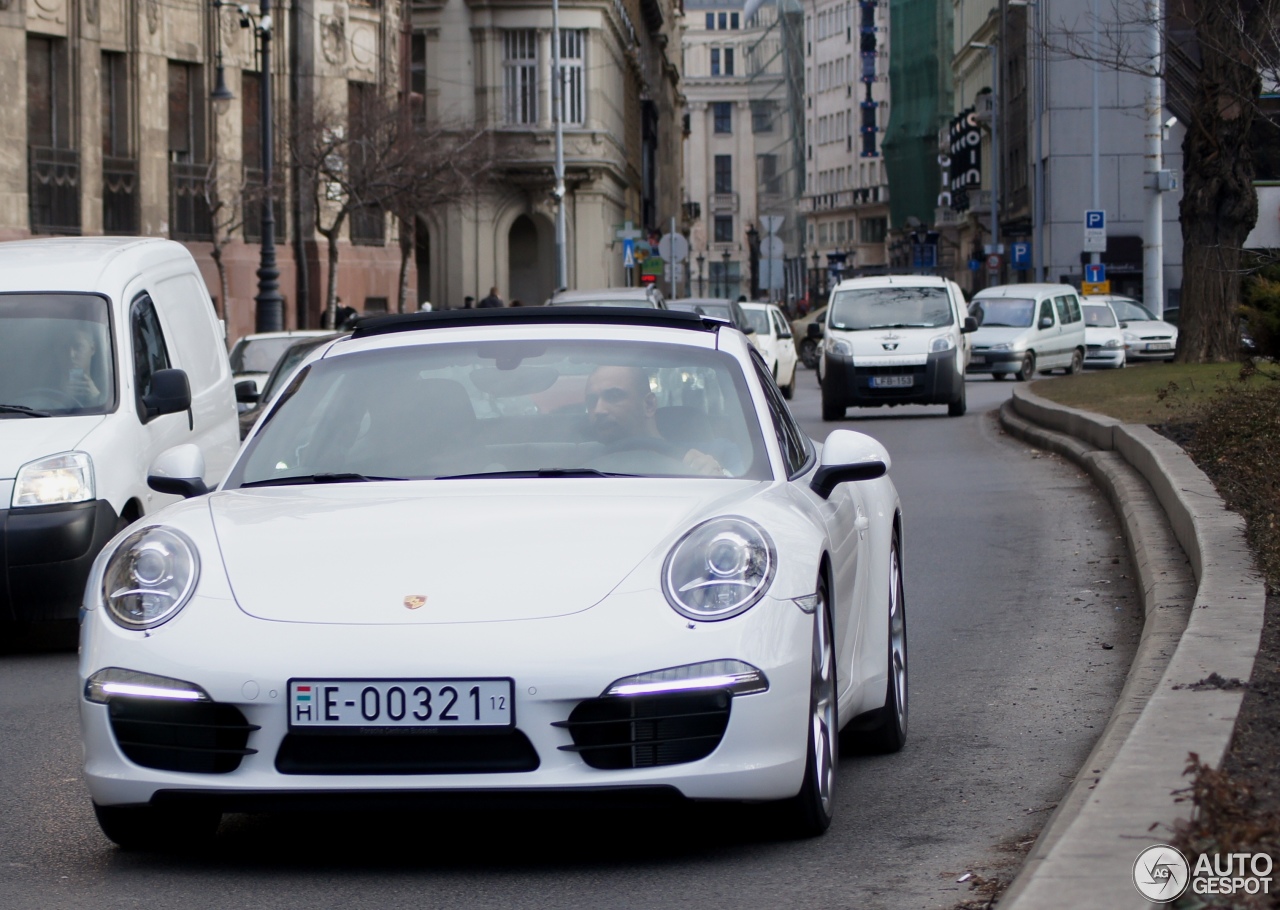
[{"left": 478, "top": 287, "right": 504, "bottom": 308}]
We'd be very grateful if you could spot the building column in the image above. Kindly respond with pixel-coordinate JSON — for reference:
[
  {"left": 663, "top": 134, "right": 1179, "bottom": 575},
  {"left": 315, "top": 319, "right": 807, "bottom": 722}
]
[{"left": 537, "top": 28, "right": 552, "bottom": 129}]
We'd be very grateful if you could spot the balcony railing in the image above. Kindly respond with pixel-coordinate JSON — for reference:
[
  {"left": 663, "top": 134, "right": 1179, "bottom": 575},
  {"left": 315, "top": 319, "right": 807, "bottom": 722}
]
[
  {"left": 29, "top": 146, "right": 81, "bottom": 235},
  {"left": 103, "top": 156, "right": 139, "bottom": 235},
  {"left": 170, "top": 161, "right": 213, "bottom": 241},
  {"left": 709, "top": 191, "right": 739, "bottom": 214}
]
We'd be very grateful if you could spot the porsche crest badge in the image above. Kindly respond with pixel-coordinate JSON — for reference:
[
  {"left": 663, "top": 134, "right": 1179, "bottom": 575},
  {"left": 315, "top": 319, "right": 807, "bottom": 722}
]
[{"left": 403, "top": 595, "right": 427, "bottom": 610}]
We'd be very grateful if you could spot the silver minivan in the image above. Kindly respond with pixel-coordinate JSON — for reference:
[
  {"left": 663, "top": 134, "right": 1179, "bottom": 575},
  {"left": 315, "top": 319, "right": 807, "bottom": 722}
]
[{"left": 967, "top": 283, "right": 1088, "bottom": 381}]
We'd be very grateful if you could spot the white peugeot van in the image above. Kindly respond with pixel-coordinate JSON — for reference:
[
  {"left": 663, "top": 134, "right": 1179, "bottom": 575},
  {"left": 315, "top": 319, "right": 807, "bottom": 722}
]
[
  {"left": 967, "top": 283, "right": 1088, "bottom": 381},
  {"left": 819, "top": 275, "right": 976, "bottom": 420},
  {"left": 0, "top": 238, "right": 239, "bottom": 633}
]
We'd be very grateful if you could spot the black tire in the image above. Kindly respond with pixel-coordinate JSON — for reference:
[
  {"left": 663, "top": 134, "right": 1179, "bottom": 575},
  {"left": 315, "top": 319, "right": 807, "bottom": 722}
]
[
  {"left": 94, "top": 803, "right": 221, "bottom": 851},
  {"left": 821, "top": 385, "right": 845, "bottom": 421},
  {"left": 947, "top": 379, "right": 966, "bottom": 417},
  {"left": 779, "top": 577, "right": 838, "bottom": 837},
  {"left": 991, "top": 372, "right": 1007, "bottom": 381},
  {"left": 1016, "top": 352, "right": 1036, "bottom": 382},
  {"left": 800, "top": 339, "right": 819, "bottom": 370},
  {"left": 857, "top": 539, "right": 908, "bottom": 754},
  {"left": 1066, "top": 348, "right": 1084, "bottom": 375},
  {"left": 781, "top": 371, "right": 796, "bottom": 400}
]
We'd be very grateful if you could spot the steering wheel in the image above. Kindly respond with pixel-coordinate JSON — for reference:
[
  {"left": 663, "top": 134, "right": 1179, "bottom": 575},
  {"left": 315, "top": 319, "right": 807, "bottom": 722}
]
[{"left": 20, "top": 387, "right": 83, "bottom": 409}]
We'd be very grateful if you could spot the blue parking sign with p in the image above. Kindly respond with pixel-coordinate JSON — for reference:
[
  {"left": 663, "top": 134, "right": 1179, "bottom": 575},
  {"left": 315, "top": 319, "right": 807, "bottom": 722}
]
[
  {"left": 1011, "top": 242, "right": 1031, "bottom": 267},
  {"left": 1086, "top": 210, "right": 1105, "bottom": 230}
]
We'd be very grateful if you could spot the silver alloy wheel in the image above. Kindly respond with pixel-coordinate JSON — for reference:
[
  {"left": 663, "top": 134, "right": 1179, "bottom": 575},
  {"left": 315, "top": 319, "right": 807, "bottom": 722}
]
[
  {"left": 887, "top": 544, "right": 907, "bottom": 733},
  {"left": 810, "top": 592, "right": 838, "bottom": 816}
]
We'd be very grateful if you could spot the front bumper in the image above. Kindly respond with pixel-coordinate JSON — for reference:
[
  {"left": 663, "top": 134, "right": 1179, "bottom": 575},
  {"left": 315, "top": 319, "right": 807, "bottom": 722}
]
[
  {"left": 824, "top": 349, "right": 962, "bottom": 406},
  {"left": 1125, "top": 341, "right": 1176, "bottom": 360},
  {"left": 965, "top": 350, "right": 1023, "bottom": 374},
  {"left": 1085, "top": 346, "right": 1125, "bottom": 368},
  {"left": 1, "top": 499, "right": 119, "bottom": 623},
  {"left": 80, "top": 588, "right": 815, "bottom": 808}
]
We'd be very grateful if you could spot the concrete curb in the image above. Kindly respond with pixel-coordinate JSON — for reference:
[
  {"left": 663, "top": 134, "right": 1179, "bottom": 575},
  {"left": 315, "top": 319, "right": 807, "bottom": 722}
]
[{"left": 994, "top": 384, "right": 1266, "bottom": 910}]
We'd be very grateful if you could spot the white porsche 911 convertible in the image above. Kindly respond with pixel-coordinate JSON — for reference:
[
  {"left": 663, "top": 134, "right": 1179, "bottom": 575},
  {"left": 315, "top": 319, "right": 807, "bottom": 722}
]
[{"left": 79, "top": 307, "right": 906, "bottom": 847}]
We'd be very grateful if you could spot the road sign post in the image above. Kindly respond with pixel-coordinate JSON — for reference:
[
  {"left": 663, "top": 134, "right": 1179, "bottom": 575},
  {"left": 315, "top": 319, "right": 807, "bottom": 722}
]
[
  {"left": 1084, "top": 210, "right": 1107, "bottom": 253},
  {"left": 614, "top": 221, "right": 645, "bottom": 286}
]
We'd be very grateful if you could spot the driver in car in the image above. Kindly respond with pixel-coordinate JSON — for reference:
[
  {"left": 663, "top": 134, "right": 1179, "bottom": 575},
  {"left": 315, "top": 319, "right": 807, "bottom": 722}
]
[
  {"left": 63, "top": 327, "right": 104, "bottom": 405},
  {"left": 584, "top": 365, "right": 727, "bottom": 476}
]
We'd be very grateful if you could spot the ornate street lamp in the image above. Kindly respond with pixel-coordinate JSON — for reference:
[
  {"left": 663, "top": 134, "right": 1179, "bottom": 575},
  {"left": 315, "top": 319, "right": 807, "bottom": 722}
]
[
  {"left": 696, "top": 253, "right": 705, "bottom": 296},
  {"left": 745, "top": 223, "right": 759, "bottom": 300},
  {"left": 212, "top": 0, "right": 284, "bottom": 333},
  {"left": 721, "top": 248, "right": 731, "bottom": 299}
]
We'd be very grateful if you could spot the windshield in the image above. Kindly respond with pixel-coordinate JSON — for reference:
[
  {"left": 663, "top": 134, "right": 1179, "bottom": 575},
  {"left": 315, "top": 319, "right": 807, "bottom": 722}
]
[
  {"left": 971, "top": 298, "right": 1035, "bottom": 328},
  {"left": 1083, "top": 305, "right": 1117, "bottom": 328},
  {"left": 741, "top": 307, "right": 771, "bottom": 334},
  {"left": 1107, "top": 299, "right": 1158, "bottom": 322},
  {"left": 230, "top": 336, "right": 303, "bottom": 374},
  {"left": 228, "top": 339, "right": 771, "bottom": 486},
  {"left": 829, "top": 286, "right": 954, "bottom": 330},
  {"left": 0, "top": 294, "right": 114, "bottom": 416}
]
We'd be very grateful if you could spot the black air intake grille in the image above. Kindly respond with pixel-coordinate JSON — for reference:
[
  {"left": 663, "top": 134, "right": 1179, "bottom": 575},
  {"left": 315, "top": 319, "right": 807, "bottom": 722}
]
[
  {"left": 556, "top": 691, "right": 731, "bottom": 770},
  {"left": 275, "top": 730, "right": 540, "bottom": 775},
  {"left": 108, "top": 697, "right": 258, "bottom": 774}
]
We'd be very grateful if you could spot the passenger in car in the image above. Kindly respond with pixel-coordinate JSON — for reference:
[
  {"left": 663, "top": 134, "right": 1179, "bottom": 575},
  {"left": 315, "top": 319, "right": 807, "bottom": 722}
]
[{"left": 584, "top": 365, "right": 727, "bottom": 475}]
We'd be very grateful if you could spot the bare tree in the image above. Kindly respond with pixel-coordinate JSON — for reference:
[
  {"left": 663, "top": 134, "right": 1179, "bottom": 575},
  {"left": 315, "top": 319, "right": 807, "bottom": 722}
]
[
  {"left": 1044, "top": 0, "right": 1280, "bottom": 362},
  {"left": 201, "top": 159, "right": 269, "bottom": 323},
  {"left": 388, "top": 123, "right": 495, "bottom": 312}
]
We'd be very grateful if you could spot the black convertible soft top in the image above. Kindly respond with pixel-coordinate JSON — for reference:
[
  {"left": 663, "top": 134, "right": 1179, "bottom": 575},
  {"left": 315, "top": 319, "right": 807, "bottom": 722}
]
[{"left": 351, "top": 306, "right": 724, "bottom": 339}]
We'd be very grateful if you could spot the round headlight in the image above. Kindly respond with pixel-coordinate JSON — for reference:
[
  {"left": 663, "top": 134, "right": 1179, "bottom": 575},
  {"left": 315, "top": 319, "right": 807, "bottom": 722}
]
[
  {"left": 663, "top": 517, "right": 775, "bottom": 621},
  {"left": 929, "top": 334, "right": 955, "bottom": 353},
  {"left": 827, "top": 337, "right": 852, "bottom": 356},
  {"left": 101, "top": 527, "right": 200, "bottom": 630}
]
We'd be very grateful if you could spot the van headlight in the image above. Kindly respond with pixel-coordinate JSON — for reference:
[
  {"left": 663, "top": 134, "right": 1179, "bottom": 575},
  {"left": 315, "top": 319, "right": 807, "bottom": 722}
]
[
  {"left": 929, "top": 334, "right": 956, "bottom": 353},
  {"left": 826, "top": 337, "right": 852, "bottom": 356},
  {"left": 662, "top": 517, "right": 775, "bottom": 621},
  {"left": 1104, "top": 338, "right": 1122, "bottom": 349},
  {"left": 13, "top": 452, "right": 94, "bottom": 507},
  {"left": 101, "top": 527, "right": 200, "bottom": 630}
]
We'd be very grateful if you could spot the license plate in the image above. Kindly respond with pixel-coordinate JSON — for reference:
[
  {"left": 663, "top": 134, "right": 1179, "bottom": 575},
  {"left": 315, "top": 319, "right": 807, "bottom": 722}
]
[
  {"left": 289, "top": 678, "right": 514, "bottom": 729},
  {"left": 970, "top": 354, "right": 986, "bottom": 364},
  {"left": 871, "top": 375, "right": 914, "bottom": 388},
  {"left": 1146, "top": 342, "right": 1173, "bottom": 351}
]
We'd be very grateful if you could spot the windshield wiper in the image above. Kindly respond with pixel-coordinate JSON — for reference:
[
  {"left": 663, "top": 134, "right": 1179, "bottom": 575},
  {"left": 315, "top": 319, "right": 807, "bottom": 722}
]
[
  {"left": 0, "top": 404, "right": 52, "bottom": 417},
  {"left": 239, "top": 472, "right": 406, "bottom": 488},
  {"left": 866, "top": 323, "right": 936, "bottom": 329},
  {"left": 435, "top": 468, "right": 640, "bottom": 480}
]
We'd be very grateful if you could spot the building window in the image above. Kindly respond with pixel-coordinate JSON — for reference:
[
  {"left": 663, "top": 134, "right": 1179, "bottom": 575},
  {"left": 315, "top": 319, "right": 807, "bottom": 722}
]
[
  {"left": 706, "top": 12, "right": 714, "bottom": 28},
  {"left": 714, "top": 215, "right": 734, "bottom": 242},
  {"left": 731, "top": 12, "right": 739, "bottom": 28},
  {"left": 714, "top": 154, "right": 733, "bottom": 193},
  {"left": 503, "top": 30, "right": 538, "bottom": 125},
  {"left": 859, "top": 216, "right": 887, "bottom": 243},
  {"left": 28, "top": 35, "right": 79, "bottom": 235},
  {"left": 168, "top": 62, "right": 211, "bottom": 241},
  {"left": 711, "top": 48, "right": 721, "bottom": 76},
  {"left": 724, "top": 48, "right": 735, "bottom": 75},
  {"left": 718, "top": 12, "right": 727, "bottom": 29},
  {"left": 101, "top": 50, "right": 136, "bottom": 235},
  {"left": 557, "top": 30, "right": 585, "bottom": 125},
  {"left": 410, "top": 31, "right": 428, "bottom": 125},
  {"left": 241, "top": 71, "right": 264, "bottom": 242},
  {"left": 751, "top": 100, "right": 775, "bottom": 133},
  {"left": 348, "top": 81, "right": 386, "bottom": 245},
  {"left": 713, "top": 101, "right": 732, "bottom": 134},
  {"left": 758, "top": 154, "right": 782, "bottom": 195}
]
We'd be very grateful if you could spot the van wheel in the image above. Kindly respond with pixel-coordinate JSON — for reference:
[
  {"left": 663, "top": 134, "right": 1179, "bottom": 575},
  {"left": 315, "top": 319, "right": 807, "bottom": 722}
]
[
  {"left": 947, "top": 381, "right": 966, "bottom": 417},
  {"left": 1016, "top": 353, "right": 1036, "bottom": 381},
  {"left": 1066, "top": 348, "right": 1084, "bottom": 375},
  {"left": 991, "top": 372, "right": 1007, "bottom": 381},
  {"left": 821, "top": 380, "right": 845, "bottom": 420}
]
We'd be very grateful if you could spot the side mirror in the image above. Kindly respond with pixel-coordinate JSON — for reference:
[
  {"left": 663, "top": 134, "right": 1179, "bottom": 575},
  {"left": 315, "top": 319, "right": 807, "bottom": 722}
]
[
  {"left": 143, "top": 368, "right": 192, "bottom": 420},
  {"left": 1119, "top": 321, "right": 1129, "bottom": 329},
  {"left": 807, "top": 322, "right": 824, "bottom": 339},
  {"left": 1039, "top": 316, "right": 1055, "bottom": 330},
  {"left": 962, "top": 316, "right": 978, "bottom": 334},
  {"left": 147, "top": 444, "right": 209, "bottom": 498},
  {"left": 811, "top": 429, "right": 891, "bottom": 499},
  {"left": 235, "top": 379, "right": 261, "bottom": 404},
  {"left": 742, "top": 325, "right": 756, "bottom": 334}
]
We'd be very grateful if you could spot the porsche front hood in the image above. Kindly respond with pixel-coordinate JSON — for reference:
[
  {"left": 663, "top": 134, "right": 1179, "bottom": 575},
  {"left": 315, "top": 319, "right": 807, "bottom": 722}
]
[{"left": 211, "top": 480, "right": 760, "bottom": 624}]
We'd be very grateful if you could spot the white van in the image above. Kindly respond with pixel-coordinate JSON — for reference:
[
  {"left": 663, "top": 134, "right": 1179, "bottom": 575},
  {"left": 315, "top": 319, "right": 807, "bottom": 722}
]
[
  {"left": 819, "top": 275, "right": 976, "bottom": 420},
  {"left": 967, "top": 283, "right": 1088, "bottom": 381},
  {"left": 0, "top": 237, "right": 239, "bottom": 631}
]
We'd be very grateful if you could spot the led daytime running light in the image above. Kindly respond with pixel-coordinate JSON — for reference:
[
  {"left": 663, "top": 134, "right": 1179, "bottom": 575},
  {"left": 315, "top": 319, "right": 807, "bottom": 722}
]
[
  {"left": 605, "top": 660, "right": 769, "bottom": 697},
  {"left": 85, "top": 668, "right": 211, "bottom": 704}
]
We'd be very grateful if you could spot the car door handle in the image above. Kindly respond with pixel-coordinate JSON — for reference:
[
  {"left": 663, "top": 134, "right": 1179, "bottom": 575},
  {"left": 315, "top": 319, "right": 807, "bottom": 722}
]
[{"left": 854, "top": 516, "right": 870, "bottom": 532}]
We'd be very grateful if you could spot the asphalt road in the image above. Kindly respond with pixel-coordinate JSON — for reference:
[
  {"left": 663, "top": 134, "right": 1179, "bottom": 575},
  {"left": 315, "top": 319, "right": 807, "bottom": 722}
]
[{"left": 0, "top": 371, "right": 1142, "bottom": 910}]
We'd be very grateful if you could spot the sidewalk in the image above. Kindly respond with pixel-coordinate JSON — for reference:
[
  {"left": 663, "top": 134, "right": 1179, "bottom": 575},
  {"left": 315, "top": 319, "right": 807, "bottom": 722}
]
[{"left": 993, "top": 384, "right": 1267, "bottom": 909}]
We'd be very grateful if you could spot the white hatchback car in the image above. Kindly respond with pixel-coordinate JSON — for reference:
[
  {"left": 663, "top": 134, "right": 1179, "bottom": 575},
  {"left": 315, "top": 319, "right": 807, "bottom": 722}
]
[
  {"left": 80, "top": 306, "right": 907, "bottom": 847},
  {"left": 1089, "top": 295, "right": 1178, "bottom": 361},
  {"left": 740, "top": 302, "right": 799, "bottom": 400},
  {"left": 1082, "top": 300, "right": 1126, "bottom": 369}
]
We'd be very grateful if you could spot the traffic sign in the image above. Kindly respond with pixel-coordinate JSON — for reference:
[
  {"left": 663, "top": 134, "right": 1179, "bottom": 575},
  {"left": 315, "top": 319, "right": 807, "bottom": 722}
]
[
  {"left": 1084, "top": 210, "right": 1107, "bottom": 253},
  {"left": 760, "top": 215, "right": 784, "bottom": 235},
  {"left": 760, "top": 235, "right": 785, "bottom": 258},
  {"left": 1084, "top": 262, "right": 1106, "bottom": 283},
  {"left": 985, "top": 253, "right": 1002, "bottom": 272},
  {"left": 657, "top": 232, "right": 689, "bottom": 263},
  {"left": 1082, "top": 280, "right": 1111, "bottom": 296},
  {"left": 622, "top": 238, "right": 636, "bottom": 268},
  {"left": 1011, "top": 242, "right": 1031, "bottom": 267}
]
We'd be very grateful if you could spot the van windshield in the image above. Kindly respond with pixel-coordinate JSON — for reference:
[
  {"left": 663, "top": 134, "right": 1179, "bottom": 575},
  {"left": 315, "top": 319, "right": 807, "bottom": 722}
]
[
  {"left": 828, "top": 286, "right": 954, "bottom": 330},
  {"left": 971, "top": 298, "right": 1035, "bottom": 328},
  {"left": 0, "top": 294, "right": 114, "bottom": 417}
]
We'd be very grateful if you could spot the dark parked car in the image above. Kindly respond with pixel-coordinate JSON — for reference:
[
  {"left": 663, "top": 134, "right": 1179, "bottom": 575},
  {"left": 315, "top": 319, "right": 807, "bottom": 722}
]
[
  {"left": 667, "top": 297, "right": 754, "bottom": 334},
  {"left": 237, "top": 333, "right": 344, "bottom": 438}
]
